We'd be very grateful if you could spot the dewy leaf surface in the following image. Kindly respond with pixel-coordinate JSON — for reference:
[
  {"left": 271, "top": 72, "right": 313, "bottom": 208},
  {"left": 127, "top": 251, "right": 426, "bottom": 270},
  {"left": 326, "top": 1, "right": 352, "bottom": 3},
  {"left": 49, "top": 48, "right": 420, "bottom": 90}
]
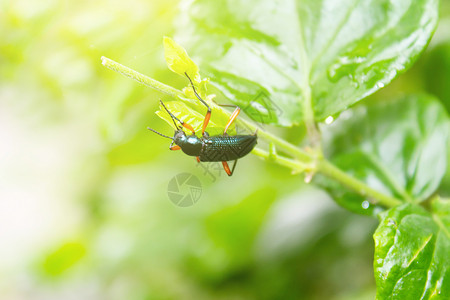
[
  {"left": 320, "top": 94, "right": 449, "bottom": 213},
  {"left": 176, "top": 0, "right": 438, "bottom": 126},
  {"left": 373, "top": 198, "right": 450, "bottom": 299}
]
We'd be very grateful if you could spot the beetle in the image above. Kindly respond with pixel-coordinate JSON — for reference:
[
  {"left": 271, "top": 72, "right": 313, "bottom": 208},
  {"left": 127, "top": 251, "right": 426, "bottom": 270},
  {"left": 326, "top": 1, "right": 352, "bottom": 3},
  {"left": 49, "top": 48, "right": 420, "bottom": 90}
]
[{"left": 147, "top": 73, "right": 257, "bottom": 176}]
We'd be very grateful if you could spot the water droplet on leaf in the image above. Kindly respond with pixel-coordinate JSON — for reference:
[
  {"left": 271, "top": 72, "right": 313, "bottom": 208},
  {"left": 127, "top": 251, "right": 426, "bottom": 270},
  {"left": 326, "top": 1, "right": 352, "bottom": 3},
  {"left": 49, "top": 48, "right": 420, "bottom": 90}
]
[
  {"left": 327, "top": 56, "right": 366, "bottom": 84},
  {"left": 325, "top": 116, "right": 334, "bottom": 125},
  {"left": 376, "top": 82, "right": 384, "bottom": 88},
  {"left": 361, "top": 200, "right": 370, "bottom": 209},
  {"left": 388, "top": 219, "right": 397, "bottom": 227},
  {"left": 304, "top": 173, "right": 313, "bottom": 183}
]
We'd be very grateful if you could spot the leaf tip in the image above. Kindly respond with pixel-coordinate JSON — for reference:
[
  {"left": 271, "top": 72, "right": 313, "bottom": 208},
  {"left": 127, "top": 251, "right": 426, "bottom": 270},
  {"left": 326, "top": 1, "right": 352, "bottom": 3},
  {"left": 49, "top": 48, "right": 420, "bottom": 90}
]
[{"left": 163, "top": 36, "right": 199, "bottom": 80}]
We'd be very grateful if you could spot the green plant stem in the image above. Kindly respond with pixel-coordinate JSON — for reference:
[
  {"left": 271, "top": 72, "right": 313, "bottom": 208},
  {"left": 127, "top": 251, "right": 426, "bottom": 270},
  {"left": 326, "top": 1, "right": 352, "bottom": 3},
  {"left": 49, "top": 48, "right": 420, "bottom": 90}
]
[
  {"left": 252, "top": 147, "right": 306, "bottom": 172},
  {"left": 101, "top": 56, "right": 402, "bottom": 209},
  {"left": 301, "top": 83, "right": 322, "bottom": 149},
  {"left": 101, "top": 56, "right": 184, "bottom": 99},
  {"left": 234, "top": 117, "right": 313, "bottom": 162},
  {"left": 317, "top": 159, "right": 402, "bottom": 207},
  {"left": 296, "top": 16, "right": 322, "bottom": 149}
]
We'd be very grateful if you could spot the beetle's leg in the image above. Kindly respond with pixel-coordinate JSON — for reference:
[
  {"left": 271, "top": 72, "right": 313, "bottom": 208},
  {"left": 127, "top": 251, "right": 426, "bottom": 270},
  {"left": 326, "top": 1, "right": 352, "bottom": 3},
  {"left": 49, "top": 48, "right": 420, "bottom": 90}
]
[
  {"left": 180, "top": 122, "right": 195, "bottom": 135},
  {"left": 222, "top": 160, "right": 238, "bottom": 176},
  {"left": 184, "top": 72, "right": 211, "bottom": 136},
  {"left": 223, "top": 106, "right": 241, "bottom": 134},
  {"left": 222, "top": 161, "right": 232, "bottom": 176},
  {"left": 202, "top": 111, "right": 211, "bottom": 136},
  {"left": 196, "top": 156, "right": 200, "bottom": 163},
  {"left": 169, "top": 139, "right": 181, "bottom": 151}
]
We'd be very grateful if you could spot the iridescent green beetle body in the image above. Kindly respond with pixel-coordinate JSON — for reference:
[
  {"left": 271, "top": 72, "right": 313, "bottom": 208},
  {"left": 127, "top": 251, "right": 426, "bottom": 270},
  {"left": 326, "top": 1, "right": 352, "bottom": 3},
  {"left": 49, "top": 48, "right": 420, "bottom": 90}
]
[{"left": 148, "top": 73, "right": 257, "bottom": 176}]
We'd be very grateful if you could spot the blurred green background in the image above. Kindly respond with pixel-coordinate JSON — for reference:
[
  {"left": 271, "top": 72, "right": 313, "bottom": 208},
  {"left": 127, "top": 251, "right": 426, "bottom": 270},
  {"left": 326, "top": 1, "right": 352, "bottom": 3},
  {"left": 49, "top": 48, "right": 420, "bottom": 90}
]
[{"left": 1, "top": 1, "right": 449, "bottom": 299}]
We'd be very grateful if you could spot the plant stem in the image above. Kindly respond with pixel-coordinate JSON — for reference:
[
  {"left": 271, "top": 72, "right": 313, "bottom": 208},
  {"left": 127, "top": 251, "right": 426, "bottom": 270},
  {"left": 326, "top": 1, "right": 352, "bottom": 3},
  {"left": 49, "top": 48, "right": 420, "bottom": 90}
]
[
  {"left": 101, "top": 56, "right": 184, "bottom": 99},
  {"left": 296, "top": 15, "right": 322, "bottom": 150},
  {"left": 301, "top": 84, "right": 322, "bottom": 149},
  {"left": 252, "top": 147, "right": 306, "bottom": 172},
  {"left": 234, "top": 117, "right": 313, "bottom": 162},
  {"left": 317, "top": 159, "right": 402, "bottom": 208}
]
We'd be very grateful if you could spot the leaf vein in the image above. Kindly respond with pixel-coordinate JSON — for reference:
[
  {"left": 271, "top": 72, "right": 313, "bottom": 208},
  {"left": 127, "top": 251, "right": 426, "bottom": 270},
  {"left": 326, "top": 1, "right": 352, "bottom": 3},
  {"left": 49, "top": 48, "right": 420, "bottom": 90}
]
[
  {"left": 310, "top": 0, "right": 359, "bottom": 73},
  {"left": 361, "top": 152, "right": 412, "bottom": 202},
  {"left": 405, "top": 234, "right": 433, "bottom": 269},
  {"left": 420, "top": 231, "right": 438, "bottom": 300}
]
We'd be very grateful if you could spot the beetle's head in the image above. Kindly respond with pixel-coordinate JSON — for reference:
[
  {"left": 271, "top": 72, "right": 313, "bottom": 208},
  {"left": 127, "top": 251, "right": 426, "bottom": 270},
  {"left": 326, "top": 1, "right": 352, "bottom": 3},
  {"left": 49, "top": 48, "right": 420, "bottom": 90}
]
[{"left": 173, "top": 128, "right": 187, "bottom": 142}]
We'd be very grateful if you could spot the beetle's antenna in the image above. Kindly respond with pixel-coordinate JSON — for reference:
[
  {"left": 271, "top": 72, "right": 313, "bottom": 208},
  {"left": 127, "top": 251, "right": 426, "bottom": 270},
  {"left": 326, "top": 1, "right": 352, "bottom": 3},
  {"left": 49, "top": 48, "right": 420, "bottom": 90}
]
[
  {"left": 160, "top": 100, "right": 183, "bottom": 129},
  {"left": 184, "top": 72, "right": 210, "bottom": 110},
  {"left": 147, "top": 127, "right": 173, "bottom": 140}
]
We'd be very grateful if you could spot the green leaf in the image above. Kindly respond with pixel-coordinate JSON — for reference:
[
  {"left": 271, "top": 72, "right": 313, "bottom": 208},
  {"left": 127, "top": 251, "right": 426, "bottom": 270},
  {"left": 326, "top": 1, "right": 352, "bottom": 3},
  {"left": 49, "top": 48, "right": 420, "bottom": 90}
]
[
  {"left": 43, "top": 242, "right": 86, "bottom": 277},
  {"left": 163, "top": 36, "right": 200, "bottom": 82},
  {"left": 320, "top": 94, "right": 449, "bottom": 214},
  {"left": 176, "top": 0, "right": 439, "bottom": 126},
  {"left": 373, "top": 198, "right": 450, "bottom": 299}
]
